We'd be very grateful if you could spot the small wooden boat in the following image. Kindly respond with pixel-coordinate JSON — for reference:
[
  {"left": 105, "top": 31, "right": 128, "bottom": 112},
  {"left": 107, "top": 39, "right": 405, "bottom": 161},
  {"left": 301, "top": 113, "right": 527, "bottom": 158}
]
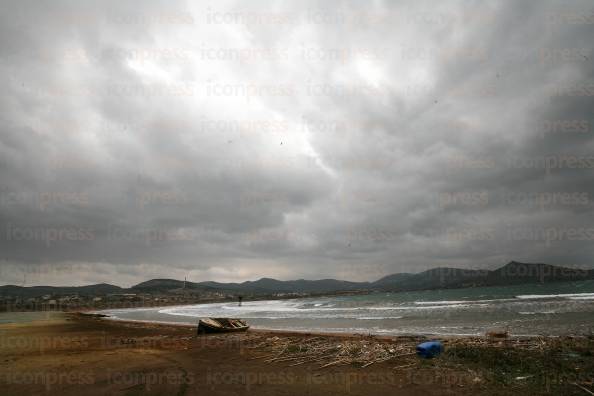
[{"left": 197, "top": 318, "right": 249, "bottom": 334}]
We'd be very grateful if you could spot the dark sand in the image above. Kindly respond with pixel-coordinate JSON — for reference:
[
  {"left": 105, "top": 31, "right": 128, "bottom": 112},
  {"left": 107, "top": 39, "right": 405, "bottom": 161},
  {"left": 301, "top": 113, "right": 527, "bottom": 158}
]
[{"left": 0, "top": 313, "right": 592, "bottom": 395}]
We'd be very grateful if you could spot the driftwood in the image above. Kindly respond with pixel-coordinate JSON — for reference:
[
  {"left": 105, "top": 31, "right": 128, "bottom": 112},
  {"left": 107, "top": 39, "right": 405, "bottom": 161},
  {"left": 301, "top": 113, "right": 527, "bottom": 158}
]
[
  {"left": 362, "top": 351, "right": 418, "bottom": 368},
  {"left": 572, "top": 382, "right": 594, "bottom": 395},
  {"left": 319, "top": 359, "right": 346, "bottom": 369},
  {"left": 206, "top": 331, "right": 582, "bottom": 371},
  {"left": 392, "top": 363, "right": 415, "bottom": 370},
  {"left": 235, "top": 333, "right": 420, "bottom": 369}
]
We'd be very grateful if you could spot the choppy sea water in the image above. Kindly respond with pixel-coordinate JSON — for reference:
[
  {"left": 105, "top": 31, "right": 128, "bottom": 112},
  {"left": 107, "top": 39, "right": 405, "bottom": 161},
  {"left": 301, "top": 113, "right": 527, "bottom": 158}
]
[{"left": 100, "top": 281, "right": 594, "bottom": 336}]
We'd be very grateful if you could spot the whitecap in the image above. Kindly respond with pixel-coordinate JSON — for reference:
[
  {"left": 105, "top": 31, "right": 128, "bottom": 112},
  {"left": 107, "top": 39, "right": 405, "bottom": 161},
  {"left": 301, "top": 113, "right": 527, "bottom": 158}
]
[{"left": 516, "top": 292, "right": 594, "bottom": 300}]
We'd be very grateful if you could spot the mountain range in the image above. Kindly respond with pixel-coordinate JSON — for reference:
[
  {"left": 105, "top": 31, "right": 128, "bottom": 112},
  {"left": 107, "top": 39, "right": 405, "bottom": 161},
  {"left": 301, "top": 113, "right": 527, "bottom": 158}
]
[{"left": 1, "top": 261, "right": 593, "bottom": 299}]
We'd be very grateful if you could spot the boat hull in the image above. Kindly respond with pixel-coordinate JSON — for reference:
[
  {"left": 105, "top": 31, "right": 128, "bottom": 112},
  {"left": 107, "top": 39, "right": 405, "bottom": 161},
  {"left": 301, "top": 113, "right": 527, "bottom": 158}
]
[{"left": 197, "top": 318, "right": 249, "bottom": 334}]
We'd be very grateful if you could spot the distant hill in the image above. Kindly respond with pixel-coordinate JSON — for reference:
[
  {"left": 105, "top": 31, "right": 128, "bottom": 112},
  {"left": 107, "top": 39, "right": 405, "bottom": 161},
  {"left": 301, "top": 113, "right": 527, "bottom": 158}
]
[
  {"left": 132, "top": 279, "right": 188, "bottom": 291},
  {"left": 1, "top": 261, "right": 593, "bottom": 298},
  {"left": 130, "top": 277, "right": 369, "bottom": 294},
  {"left": 371, "top": 273, "right": 414, "bottom": 287},
  {"left": 233, "top": 278, "right": 369, "bottom": 293},
  {"left": 372, "top": 262, "right": 594, "bottom": 291},
  {"left": 488, "top": 261, "right": 594, "bottom": 284},
  {"left": 371, "top": 267, "right": 487, "bottom": 291}
]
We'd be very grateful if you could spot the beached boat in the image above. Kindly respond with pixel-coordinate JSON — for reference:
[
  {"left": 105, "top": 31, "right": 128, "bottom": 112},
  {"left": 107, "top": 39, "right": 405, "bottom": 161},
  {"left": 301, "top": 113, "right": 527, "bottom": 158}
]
[{"left": 197, "top": 318, "right": 249, "bottom": 334}]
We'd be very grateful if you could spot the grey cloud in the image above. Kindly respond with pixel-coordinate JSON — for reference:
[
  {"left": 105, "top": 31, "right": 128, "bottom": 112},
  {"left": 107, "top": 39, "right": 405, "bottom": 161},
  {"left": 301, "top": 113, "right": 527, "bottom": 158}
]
[{"left": 1, "top": 0, "right": 593, "bottom": 286}]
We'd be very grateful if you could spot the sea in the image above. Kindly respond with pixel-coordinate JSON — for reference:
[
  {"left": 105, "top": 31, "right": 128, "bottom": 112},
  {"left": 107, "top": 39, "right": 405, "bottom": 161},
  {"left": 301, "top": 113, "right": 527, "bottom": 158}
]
[{"left": 99, "top": 280, "right": 594, "bottom": 337}]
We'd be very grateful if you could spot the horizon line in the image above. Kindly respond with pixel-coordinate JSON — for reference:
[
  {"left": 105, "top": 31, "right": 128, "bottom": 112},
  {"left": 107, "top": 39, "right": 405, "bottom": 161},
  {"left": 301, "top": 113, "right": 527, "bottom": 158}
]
[{"left": 3, "top": 261, "right": 593, "bottom": 288}]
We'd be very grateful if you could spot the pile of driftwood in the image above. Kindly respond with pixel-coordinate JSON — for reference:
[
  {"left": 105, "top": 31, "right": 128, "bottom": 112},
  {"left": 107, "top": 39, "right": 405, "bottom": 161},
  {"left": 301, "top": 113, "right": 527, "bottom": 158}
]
[
  {"left": 245, "top": 335, "right": 420, "bottom": 369},
  {"left": 239, "top": 333, "right": 592, "bottom": 369},
  {"left": 444, "top": 335, "right": 575, "bottom": 351}
]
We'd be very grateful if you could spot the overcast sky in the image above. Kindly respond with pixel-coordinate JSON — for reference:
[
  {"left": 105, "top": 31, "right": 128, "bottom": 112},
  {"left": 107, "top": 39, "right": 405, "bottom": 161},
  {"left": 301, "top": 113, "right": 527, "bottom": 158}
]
[{"left": 1, "top": 0, "right": 593, "bottom": 287}]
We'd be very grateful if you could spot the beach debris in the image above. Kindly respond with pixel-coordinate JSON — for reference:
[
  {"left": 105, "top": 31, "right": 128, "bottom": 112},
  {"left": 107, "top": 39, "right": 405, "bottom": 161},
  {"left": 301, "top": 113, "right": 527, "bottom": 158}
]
[
  {"left": 442, "top": 335, "right": 547, "bottom": 350},
  {"left": 416, "top": 341, "right": 444, "bottom": 358},
  {"left": 392, "top": 363, "right": 415, "bottom": 370},
  {"left": 244, "top": 334, "right": 420, "bottom": 369},
  {"left": 237, "top": 332, "right": 582, "bottom": 370},
  {"left": 514, "top": 375, "right": 534, "bottom": 381},
  {"left": 572, "top": 382, "right": 594, "bottom": 395}
]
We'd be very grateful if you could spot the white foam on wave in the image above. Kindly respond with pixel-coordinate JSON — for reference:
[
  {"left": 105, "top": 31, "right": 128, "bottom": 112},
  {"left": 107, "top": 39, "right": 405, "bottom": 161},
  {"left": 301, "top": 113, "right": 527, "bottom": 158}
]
[
  {"left": 158, "top": 302, "right": 490, "bottom": 318},
  {"left": 518, "top": 311, "right": 557, "bottom": 315},
  {"left": 410, "top": 303, "right": 489, "bottom": 310},
  {"left": 415, "top": 298, "right": 515, "bottom": 305},
  {"left": 414, "top": 300, "right": 468, "bottom": 305},
  {"left": 159, "top": 309, "right": 203, "bottom": 317},
  {"left": 516, "top": 292, "right": 594, "bottom": 300},
  {"left": 104, "top": 306, "right": 177, "bottom": 314}
]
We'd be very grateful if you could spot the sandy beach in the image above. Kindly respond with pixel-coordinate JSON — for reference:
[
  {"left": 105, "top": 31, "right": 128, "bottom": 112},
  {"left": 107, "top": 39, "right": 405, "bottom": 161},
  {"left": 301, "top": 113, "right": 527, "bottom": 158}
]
[{"left": 0, "top": 313, "right": 592, "bottom": 395}]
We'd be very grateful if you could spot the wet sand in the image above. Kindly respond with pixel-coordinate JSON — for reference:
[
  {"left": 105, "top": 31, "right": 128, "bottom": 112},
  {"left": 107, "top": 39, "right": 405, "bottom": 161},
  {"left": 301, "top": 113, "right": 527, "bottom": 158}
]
[{"left": 0, "top": 312, "right": 592, "bottom": 395}]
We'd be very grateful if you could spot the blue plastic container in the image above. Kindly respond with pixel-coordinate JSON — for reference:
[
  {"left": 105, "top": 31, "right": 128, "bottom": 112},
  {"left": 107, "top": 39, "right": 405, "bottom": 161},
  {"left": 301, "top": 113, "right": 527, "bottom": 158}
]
[{"left": 416, "top": 341, "right": 444, "bottom": 358}]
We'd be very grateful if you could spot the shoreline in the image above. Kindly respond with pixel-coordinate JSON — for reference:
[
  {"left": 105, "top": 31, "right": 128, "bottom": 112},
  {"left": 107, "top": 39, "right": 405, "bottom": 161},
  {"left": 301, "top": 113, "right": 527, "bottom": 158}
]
[
  {"left": 91, "top": 312, "right": 577, "bottom": 341},
  {"left": 93, "top": 310, "right": 580, "bottom": 340}
]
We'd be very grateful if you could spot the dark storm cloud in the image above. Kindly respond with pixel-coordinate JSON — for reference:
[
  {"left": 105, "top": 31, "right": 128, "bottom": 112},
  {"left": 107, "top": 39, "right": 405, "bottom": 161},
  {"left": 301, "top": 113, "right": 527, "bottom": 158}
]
[{"left": 1, "top": 0, "right": 593, "bottom": 286}]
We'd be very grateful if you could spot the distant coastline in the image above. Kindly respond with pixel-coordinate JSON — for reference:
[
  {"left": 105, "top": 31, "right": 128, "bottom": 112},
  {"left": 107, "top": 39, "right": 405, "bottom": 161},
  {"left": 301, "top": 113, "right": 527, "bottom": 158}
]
[{"left": 1, "top": 261, "right": 593, "bottom": 313}]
